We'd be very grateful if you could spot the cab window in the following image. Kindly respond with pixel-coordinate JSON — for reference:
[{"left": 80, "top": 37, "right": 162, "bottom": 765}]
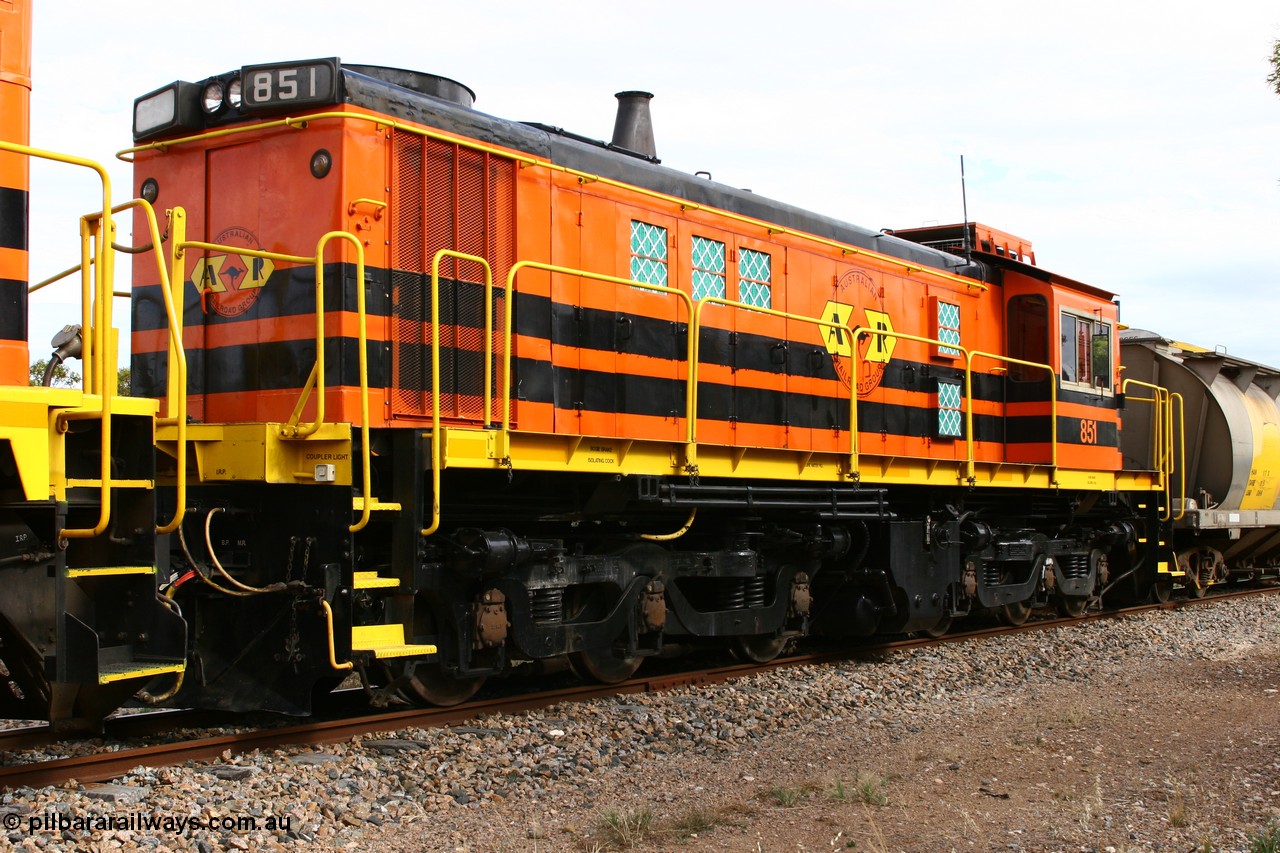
[{"left": 1060, "top": 311, "right": 1111, "bottom": 389}]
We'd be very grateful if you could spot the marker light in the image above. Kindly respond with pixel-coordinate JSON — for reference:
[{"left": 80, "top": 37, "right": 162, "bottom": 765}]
[{"left": 310, "top": 149, "right": 333, "bottom": 179}]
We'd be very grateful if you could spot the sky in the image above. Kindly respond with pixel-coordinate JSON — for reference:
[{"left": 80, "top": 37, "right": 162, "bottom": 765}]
[{"left": 22, "top": 0, "right": 1280, "bottom": 368}]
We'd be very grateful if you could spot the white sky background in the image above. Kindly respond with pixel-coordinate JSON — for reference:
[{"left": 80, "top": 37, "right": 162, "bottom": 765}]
[{"left": 24, "top": 0, "right": 1280, "bottom": 367}]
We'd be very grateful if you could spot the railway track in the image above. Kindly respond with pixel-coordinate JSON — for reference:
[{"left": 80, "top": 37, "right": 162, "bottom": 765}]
[{"left": 2, "top": 584, "right": 1276, "bottom": 791}]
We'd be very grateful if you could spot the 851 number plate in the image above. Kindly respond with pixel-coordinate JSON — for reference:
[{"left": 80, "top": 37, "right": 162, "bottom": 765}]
[{"left": 241, "top": 58, "right": 341, "bottom": 111}]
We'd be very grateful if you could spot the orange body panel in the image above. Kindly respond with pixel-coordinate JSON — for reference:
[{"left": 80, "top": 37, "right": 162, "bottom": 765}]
[{"left": 130, "top": 96, "right": 1123, "bottom": 482}]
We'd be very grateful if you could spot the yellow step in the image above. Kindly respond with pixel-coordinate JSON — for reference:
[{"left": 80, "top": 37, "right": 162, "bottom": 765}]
[
  {"left": 67, "top": 565, "right": 155, "bottom": 578},
  {"left": 65, "top": 478, "right": 154, "bottom": 490},
  {"left": 354, "top": 571, "right": 399, "bottom": 590},
  {"left": 352, "top": 497, "right": 402, "bottom": 512},
  {"left": 351, "top": 624, "right": 437, "bottom": 659},
  {"left": 97, "top": 661, "right": 184, "bottom": 685}
]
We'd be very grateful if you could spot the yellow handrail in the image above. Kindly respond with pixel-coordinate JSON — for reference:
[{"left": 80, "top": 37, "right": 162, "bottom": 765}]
[
  {"left": 1121, "top": 378, "right": 1183, "bottom": 521},
  {"left": 319, "top": 600, "right": 354, "bottom": 672},
  {"left": 847, "top": 328, "right": 976, "bottom": 482},
  {"left": 1171, "top": 392, "right": 1185, "bottom": 521},
  {"left": 0, "top": 142, "right": 114, "bottom": 539},
  {"left": 119, "top": 110, "right": 988, "bottom": 293},
  {"left": 313, "top": 233, "right": 371, "bottom": 533},
  {"left": 83, "top": 200, "right": 189, "bottom": 534},
  {"left": 964, "top": 351, "right": 1058, "bottom": 484},
  {"left": 500, "top": 261, "right": 696, "bottom": 430},
  {"left": 419, "top": 251, "right": 492, "bottom": 537},
  {"left": 174, "top": 231, "right": 371, "bottom": 527},
  {"left": 690, "top": 296, "right": 857, "bottom": 465}
]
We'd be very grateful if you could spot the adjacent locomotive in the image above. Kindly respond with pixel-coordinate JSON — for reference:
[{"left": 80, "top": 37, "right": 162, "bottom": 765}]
[{"left": 2, "top": 17, "right": 1252, "bottom": 728}]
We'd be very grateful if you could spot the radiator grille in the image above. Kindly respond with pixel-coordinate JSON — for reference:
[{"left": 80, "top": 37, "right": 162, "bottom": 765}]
[{"left": 391, "top": 133, "right": 514, "bottom": 421}]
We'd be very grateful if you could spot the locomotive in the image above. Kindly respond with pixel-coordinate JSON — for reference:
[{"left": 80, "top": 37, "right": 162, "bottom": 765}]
[{"left": 0, "top": 0, "right": 1270, "bottom": 729}]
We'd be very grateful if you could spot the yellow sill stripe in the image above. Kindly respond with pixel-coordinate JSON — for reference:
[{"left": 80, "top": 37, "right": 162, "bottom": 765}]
[
  {"left": 98, "top": 662, "right": 184, "bottom": 685},
  {"left": 67, "top": 566, "right": 154, "bottom": 577}
]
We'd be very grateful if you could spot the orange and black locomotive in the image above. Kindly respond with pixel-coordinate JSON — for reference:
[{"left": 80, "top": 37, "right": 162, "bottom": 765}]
[{"left": 6, "top": 20, "right": 1236, "bottom": 729}]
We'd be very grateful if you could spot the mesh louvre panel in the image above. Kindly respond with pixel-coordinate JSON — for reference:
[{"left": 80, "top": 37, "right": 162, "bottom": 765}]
[
  {"left": 391, "top": 134, "right": 515, "bottom": 421},
  {"left": 453, "top": 151, "right": 487, "bottom": 419},
  {"left": 392, "top": 134, "right": 426, "bottom": 414}
]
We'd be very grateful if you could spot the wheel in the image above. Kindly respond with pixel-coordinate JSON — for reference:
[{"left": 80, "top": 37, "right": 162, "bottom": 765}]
[
  {"left": 395, "top": 660, "right": 486, "bottom": 706},
  {"left": 1188, "top": 579, "right": 1207, "bottom": 599},
  {"left": 1151, "top": 577, "right": 1173, "bottom": 603},
  {"left": 920, "top": 613, "right": 953, "bottom": 639},
  {"left": 1055, "top": 595, "right": 1088, "bottom": 618},
  {"left": 731, "top": 634, "right": 789, "bottom": 663},
  {"left": 565, "top": 585, "right": 642, "bottom": 684},
  {"left": 568, "top": 645, "right": 642, "bottom": 683},
  {"left": 999, "top": 598, "right": 1032, "bottom": 626}
]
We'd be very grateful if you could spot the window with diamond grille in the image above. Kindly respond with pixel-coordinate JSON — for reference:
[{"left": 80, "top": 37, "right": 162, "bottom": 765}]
[
  {"left": 936, "top": 379, "right": 964, "bottom": 438},
  {"left": 738, "top": 248, "right": 772, "bottom": 309},
  {"left": 691, "top": 236, "right": 726, "bottom": 301},
  {"left": 934, "top": 298, "right": 961, "bottom": 357},
  {"left": 630, "top": 220, "right": 668, "bottom": 288}
]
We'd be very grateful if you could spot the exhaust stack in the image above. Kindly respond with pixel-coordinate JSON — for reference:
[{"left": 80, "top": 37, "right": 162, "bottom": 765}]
[{"left": 610, "top": 91, "right": 656, "bottom": 159}]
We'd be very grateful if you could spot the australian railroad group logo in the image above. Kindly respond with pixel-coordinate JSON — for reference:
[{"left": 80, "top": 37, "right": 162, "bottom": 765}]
[
  {"left": 820, "top": 269, "right": 896, "bottom": 396},
  {"left": 190, "top": 226, "right": 274, "bottom": 318}
]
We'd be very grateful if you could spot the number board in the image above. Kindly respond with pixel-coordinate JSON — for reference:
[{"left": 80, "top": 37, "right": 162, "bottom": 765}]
[{"left": 241, "top": 58, "right": 341, "bottom": 111}]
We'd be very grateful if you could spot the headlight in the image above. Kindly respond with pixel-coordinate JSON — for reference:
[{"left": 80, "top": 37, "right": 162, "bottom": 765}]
[
  {"left": 132, "top": 81, "right": 201, "bottom": 141},
  {"left": 227, "top": 77, "right": 243, "bottom": 109},
  {"left": 201, "top": 81, "right": 225, "bottom": 114},
  {"left": 134, "top": 87, "right": 177, "bottom": 135}
]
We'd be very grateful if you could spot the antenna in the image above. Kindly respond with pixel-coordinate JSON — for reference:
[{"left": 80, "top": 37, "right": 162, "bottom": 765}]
[{"left": 960, "top": 155, "right": 971, "bottom": 255}]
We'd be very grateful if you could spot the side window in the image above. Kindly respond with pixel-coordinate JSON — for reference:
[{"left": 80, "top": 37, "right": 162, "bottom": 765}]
[
  {"left": 738, "top": 248, "right": 772, "bottom": 309},
  {"left": 1060, "top": 310, "right": 1112, "bottom": 389},
  {"left": 933, "top": 298, "right": 961, "bottom": 357},
  {"left": 630, "top": 220, "right": 668, "bottom": 287},
  {"left": 1006, "top": 294, "right": 1049, "bottom": 381},
  {"left": 691, "top": 236, "right": 726, "bottom": 301},
  {"left": 1060, "top": 314, "right": 1079, "bottom": 383}
]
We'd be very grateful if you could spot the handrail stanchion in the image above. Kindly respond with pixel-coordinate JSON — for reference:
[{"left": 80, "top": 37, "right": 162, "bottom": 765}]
[
  {"left": 691, "top": 297, "right": 859, "bottom": 478},
  {"left": 964, "top": 351, "right": 1058, "bottom": 485}
]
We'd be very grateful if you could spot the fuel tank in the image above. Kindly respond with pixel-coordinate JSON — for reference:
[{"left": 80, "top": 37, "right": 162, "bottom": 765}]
[{"left": 1121, "top": 330, "right": 1280, "bottom": 515}]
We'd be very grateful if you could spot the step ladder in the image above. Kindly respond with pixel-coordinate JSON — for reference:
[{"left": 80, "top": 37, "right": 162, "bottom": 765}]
[{"left": 348, "top": 495, "right": 435, "bottom": 660}]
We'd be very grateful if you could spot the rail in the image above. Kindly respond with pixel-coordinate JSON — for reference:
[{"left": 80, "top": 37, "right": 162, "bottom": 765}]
[{"left": 1121, "top": 378, "right": 1185, "bottom": 521}]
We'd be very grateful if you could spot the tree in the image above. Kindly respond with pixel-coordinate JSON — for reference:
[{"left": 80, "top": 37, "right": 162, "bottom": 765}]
[
  {"left": 28, "top": 360, "right": 132, "bottom": 396},
  {"left": 1270, "top": 39, "right": 1280, "bottom": 96},
  {"left": 28, "top": 358, "right": 81, "bottom": 388}
]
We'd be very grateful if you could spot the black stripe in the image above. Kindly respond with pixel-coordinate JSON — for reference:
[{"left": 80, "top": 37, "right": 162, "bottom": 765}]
[
  {"left": 0, "top": 278, "right": 27, "bottom": 340},
  {"left": 132, "top": 335, "right": 388, "bottom": 399},
  {"left": 137, "top": 265, "right": 1116, "bottom": 414},
  {"left": 1004, "top": 415, "right": 1119, "bottom": 448},
  {"left": 131, "top": 262, "right": 392, "bottom": 332},
  {"left": 0, "top": 187, "right": 28, "bottom": 251}
]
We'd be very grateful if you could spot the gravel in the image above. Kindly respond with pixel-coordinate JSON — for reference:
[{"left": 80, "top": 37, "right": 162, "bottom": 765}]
[{"left": 1, "top": 595, "right": 1277, "bottom": 852}]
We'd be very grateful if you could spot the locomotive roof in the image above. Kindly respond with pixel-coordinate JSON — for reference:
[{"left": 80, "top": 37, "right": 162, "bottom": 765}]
[{"left": 339, "top": 65, "right": 993, "bottom": 286}]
